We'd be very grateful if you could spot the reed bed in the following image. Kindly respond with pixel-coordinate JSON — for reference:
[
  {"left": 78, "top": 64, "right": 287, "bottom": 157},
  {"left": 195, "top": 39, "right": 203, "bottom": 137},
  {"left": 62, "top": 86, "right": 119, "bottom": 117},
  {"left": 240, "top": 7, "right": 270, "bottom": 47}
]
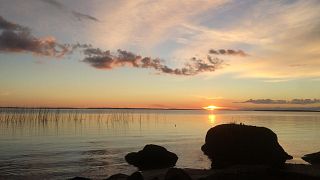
[
  {"left": 0, "top": 108, "right": 166, "bottom": 135},
  {"left": 0, "top": 108, "right": 155, "bottom": 121}
]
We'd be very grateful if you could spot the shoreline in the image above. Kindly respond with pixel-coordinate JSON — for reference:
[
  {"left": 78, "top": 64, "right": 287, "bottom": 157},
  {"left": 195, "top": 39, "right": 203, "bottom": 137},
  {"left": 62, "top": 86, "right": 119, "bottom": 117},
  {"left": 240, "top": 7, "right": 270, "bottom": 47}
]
[
  {"left": 85, "top": 163, "right": 320, "bottom": 180},
  {"left": 126, "top": 164, "right": 320, "bottom": 180}
]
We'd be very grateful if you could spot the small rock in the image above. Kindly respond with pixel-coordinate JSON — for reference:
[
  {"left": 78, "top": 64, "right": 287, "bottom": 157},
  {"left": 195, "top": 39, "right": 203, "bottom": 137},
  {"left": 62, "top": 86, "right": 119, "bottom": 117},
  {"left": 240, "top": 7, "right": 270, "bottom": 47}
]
[
  {"left": 125, "top": 144, "right": 178, "bottom": 170},
  {"left": 302, "top": 152, "right": 320, "bottom": 165}
]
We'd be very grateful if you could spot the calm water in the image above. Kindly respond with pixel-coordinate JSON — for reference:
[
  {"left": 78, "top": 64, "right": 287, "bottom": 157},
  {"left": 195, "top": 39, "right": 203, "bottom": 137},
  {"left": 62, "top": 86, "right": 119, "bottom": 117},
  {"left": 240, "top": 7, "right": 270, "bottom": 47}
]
[{"left": 0, "top": 109, "right": 319, "bottom": 179}]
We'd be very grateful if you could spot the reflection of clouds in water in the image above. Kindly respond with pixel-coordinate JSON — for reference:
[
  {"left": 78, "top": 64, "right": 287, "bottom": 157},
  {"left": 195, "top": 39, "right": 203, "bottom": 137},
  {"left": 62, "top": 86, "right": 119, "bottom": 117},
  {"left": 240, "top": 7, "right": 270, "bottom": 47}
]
[{"left": 208, "top": 114, "right": 216, "bottom": 125}]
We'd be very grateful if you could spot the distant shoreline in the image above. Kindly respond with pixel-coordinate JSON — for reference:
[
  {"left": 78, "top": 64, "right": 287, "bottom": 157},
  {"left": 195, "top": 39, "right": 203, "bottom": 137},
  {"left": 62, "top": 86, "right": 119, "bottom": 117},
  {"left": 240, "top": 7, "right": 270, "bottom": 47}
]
[
  {"left": 253, "top": 109, "right": 320, "bottom": 112},
  {"left": 0, "top": 107, "right": 319, "bottom": 112},
  {"left": 0, "top": 106, "right": 204, "bottom": 111}
]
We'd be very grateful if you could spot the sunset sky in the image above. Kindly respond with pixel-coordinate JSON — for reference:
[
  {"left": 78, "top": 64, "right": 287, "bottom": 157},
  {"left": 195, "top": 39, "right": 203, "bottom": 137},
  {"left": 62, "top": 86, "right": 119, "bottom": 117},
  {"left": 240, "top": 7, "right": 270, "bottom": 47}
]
[{"left": 0, "top": 0, "right": 319, "bottom": 110}]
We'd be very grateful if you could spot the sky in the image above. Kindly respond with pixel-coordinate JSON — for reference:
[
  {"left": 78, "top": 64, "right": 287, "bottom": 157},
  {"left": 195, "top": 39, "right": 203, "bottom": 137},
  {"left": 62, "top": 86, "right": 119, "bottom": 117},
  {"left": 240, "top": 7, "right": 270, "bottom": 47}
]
[{"left": 0, "top": 0, "right": 319, "bottom": 110}]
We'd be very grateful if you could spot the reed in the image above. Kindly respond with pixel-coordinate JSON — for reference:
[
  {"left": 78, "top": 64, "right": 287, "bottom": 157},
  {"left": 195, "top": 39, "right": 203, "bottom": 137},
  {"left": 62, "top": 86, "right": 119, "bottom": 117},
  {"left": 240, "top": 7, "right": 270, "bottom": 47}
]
[{"left": 0, "top": 108, "right": 163, "bottom": 131}]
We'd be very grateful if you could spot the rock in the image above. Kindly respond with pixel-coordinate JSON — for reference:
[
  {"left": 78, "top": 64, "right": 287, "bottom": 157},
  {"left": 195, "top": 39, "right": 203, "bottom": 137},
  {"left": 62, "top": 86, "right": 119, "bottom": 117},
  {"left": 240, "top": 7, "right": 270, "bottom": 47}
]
[
  {"left": 68, "top": 177, "right": 90, "bottom": 180},
  {"left": 165, "top": 168, "right": 192, "bottom": 180},
  {"left": 201, "top": 171, "right": 320, "bottom": 180},
  {"left": 105, "top": 173, "right": 128, "bottom": 180},
  {"left": 201, "top": 124, "right": 292, "bottom": 168},
  {"left": 127, "top": 172, "right": 144, "bottom": 180},
  {"left": 125, "top": 144, "right": 178, "bottom": 170},
  {"left": 302, "top": 152, "right": 320, "bottom": 164}
]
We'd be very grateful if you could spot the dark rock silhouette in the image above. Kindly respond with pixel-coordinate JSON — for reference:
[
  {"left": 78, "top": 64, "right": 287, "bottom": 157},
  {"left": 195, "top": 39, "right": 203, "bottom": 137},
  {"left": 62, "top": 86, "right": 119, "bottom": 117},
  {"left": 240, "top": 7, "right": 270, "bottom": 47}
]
[
  {"left": 201, "top": 124, "right": 292, "bottom": 168},
  {"left": 125, "top": 144, "right": 178, "bottom": 170},
  {"left": 127, "top": 171, "right": 144, "bottom": 180},
  {"left": 165, "top": 168, "right": 192, "bottom": 180},
  {"left": 200, "top": 171, "right": 320, "bottom": 180},
  {"left": 302, "top": 152, "right": 320, "bottom": 164},
  {"left": 68, "top": 177, "right": 90, "bottom": 180},
  {"left": 106, "top": 173, "right": 128, "bottom": 180}
]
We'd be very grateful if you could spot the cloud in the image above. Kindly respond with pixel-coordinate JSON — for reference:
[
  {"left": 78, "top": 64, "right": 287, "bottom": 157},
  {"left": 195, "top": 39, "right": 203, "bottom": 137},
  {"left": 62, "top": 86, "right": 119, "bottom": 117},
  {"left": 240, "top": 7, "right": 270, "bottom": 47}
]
[
  {"left": 72, "top": 11, "right": 99, "bottom": 22},
  {"left": 0, "top": 16, "right": 25, "bottom": 31},
  {"left": 41, "top": 0, "right": 63, "bottom": 8},
  {"left": 209, "top": 49, "right": 248, "bottom": 56},
  {"left": 168, "top": 1, "right": 320, "bottom": 80},
  {"left": 86, "top": 0, "right": 228, "bottom": 49},
  {"left": 239, "top": 99, "right": 320, "bottom": 105},
  {"left": 0, "top": 16, "right": 69, "bottom": 57},
  {"left": 82, "top": 48, "right": 223, "bottom": 75},
  {"left": 41, "top": 0, "right": 99, "bottom": 22},
  {"left": 0, "top": 16, "right": 242, "bottom": 76},
  {"left": 2, "top": 1, "right": 319, "bottom": 80},
  {"left": 193, "top": 95, "right": 224, "bottom": 100}
]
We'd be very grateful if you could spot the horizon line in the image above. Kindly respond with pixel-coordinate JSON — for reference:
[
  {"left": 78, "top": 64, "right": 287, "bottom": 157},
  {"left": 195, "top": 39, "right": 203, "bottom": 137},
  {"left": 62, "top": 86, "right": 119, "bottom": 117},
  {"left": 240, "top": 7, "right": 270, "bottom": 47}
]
[{"left": 0, "top": 106, "right": 319, "bottom": 112}]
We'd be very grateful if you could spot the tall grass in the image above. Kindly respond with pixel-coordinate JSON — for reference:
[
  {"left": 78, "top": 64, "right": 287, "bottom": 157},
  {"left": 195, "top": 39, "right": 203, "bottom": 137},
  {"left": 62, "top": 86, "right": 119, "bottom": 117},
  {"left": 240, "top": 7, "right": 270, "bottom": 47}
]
[
  {"left": 0, "top": 108, "right": 166, "bottom": 135},
  {"left": 0, "top": 108, "right": 153, "bottom": 121}
]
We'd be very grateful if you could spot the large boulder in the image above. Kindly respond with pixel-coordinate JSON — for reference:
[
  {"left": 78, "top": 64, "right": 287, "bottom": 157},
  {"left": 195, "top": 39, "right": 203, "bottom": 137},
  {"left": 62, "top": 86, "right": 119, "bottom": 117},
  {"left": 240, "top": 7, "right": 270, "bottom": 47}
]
[
  {"left": 201, "top": 124, "right": 292, "bottom": 168},
  {"left": 125, "top": 144, "right": 178, "bottom": 170},
  {"left": 302, "top": 151, "right": 320, "bottom": 165}
]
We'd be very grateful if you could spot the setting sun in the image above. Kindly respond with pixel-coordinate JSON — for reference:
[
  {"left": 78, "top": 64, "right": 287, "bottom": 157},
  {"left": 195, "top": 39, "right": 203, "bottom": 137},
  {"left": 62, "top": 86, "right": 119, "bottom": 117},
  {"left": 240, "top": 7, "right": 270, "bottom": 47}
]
[
  {"left": 1, "top": 1, "right": 320, "bottom": 179},
  {"left": 203, "top": 105, "right": 218, "bottom": 111}
]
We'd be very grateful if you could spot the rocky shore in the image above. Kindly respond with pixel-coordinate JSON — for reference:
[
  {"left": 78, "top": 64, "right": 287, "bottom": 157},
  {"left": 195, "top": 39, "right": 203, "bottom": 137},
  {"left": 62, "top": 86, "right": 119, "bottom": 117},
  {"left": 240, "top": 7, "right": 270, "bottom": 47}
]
[
  {"left": 71, "top": 164, "right": 320, "bottom": 180},
  {"left": 70, "top": 124, "right": 320, "bottom": 180}
]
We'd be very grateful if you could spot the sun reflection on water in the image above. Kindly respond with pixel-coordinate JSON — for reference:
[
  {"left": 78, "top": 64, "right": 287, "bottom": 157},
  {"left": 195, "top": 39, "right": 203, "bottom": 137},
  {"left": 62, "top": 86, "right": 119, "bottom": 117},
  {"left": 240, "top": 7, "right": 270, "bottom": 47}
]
[{"left": 208, "top": 114, "right": 216, "bottom": 125}]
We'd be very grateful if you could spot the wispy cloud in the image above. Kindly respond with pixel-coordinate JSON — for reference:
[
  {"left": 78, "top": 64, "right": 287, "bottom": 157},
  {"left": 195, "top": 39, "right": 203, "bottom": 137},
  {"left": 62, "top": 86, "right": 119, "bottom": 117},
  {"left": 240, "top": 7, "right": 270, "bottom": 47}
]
[
  {"left": 72, "top": 11, "right": 99, "bottom": 22},
  {"left": 239, "top": 99, "right": 320, "bottom": 105},
  {"left": 41, "top": 0, "right": 99, "bottom": 22},
  {"left": 0, "top": 16, "right": 25, "bottom": 31},
  {"left": 41, "top": 0, "right": 63, "bottom": 8},
  {"left": 0, "top": 16, "right": 242, "bottom": 76},
  {"left": 167, "top": 1, "right": 320, "bottom": 80},
  {"left": 82, "top": 48, "right": 223, "bottom": 75},
  {"left": 0, "top": 16, "right": 68, "bottom": 57},
  {"left": 2, "top": 0, "right": 319, "bottom": 80},
  {"left": 209, "top": 49, "right": 248, "bottom": 56},
  {"left": 87, "top": 0, "right": 229, "bottom": 49},
  {"left": 262, "top": 78, "right": 294, "bottom": 83},
  {"left": 194, "top": 95, "right": 224, "bottom": 100}
]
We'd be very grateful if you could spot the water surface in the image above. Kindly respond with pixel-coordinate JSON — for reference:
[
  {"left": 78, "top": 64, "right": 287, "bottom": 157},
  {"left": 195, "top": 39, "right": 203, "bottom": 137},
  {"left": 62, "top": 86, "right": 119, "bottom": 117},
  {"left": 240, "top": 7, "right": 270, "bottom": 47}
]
[{"left": 0, "top": 109, "right": 319, "bottom": 179}]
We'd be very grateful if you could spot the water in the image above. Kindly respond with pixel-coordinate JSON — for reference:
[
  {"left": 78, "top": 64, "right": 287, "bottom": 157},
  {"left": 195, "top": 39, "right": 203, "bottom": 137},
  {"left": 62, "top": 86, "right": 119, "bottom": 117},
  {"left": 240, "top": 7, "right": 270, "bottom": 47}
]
[{"left": 0, "top": 109, "right": 319, "bottom": 179}]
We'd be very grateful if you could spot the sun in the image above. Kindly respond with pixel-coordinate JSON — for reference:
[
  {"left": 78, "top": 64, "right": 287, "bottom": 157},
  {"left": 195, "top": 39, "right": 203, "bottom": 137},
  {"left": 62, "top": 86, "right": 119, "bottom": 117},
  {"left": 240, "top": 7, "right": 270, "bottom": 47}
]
[{"left": 203, "top": 105, "right": 218, "bottom": 111}]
